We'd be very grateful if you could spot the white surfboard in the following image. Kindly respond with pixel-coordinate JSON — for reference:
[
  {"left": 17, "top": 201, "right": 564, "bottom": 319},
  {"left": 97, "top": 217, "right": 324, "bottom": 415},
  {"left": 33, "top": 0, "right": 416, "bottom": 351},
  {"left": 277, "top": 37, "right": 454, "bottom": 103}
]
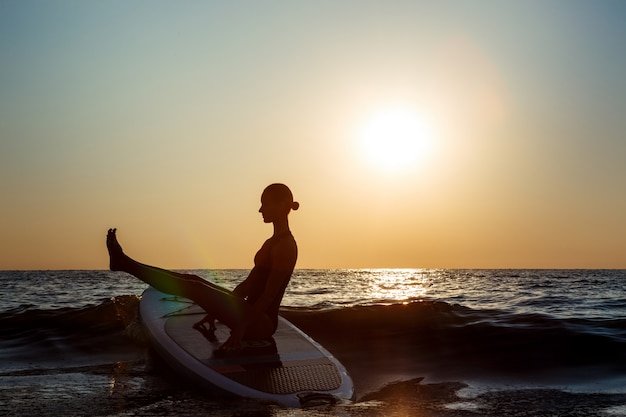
[{"left": 139, "top": 286, "right": 354, "bottom": 407}]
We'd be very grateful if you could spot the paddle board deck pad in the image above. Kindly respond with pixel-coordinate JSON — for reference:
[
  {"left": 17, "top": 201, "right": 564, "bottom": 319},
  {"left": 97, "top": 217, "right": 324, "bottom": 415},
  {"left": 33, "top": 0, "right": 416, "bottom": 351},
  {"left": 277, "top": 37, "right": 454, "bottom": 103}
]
[{"left": 139, "top": 287, "right": 354, "bottom": 407}]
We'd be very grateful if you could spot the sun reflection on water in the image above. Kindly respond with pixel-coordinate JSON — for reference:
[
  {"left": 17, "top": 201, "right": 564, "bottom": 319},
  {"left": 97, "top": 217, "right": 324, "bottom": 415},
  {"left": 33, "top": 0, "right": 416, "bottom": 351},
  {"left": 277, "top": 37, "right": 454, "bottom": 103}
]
[{"left": 360, "top": 269, "right": 431, "bottom": 304}]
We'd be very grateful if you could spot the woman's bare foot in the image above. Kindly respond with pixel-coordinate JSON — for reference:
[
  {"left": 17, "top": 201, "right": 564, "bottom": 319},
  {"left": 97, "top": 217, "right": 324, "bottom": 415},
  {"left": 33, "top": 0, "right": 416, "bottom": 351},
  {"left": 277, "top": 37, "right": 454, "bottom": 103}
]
[{"left": 106, "top": 228, "right": 127, "bottom": 271}]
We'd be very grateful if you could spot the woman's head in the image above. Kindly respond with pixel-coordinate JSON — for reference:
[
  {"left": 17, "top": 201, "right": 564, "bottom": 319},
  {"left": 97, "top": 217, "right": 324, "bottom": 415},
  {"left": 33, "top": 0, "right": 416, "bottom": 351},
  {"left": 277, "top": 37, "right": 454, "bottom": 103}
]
[{"left": 259, "top": 183, "right": 299, "bottom": 223}]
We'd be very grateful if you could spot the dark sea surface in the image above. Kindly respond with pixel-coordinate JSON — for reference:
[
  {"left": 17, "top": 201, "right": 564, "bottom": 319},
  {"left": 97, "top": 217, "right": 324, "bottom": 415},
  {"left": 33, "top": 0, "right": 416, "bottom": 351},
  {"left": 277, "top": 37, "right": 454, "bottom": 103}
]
[{"left": 1, "top": 269, "right": 625, "bottom": 416}]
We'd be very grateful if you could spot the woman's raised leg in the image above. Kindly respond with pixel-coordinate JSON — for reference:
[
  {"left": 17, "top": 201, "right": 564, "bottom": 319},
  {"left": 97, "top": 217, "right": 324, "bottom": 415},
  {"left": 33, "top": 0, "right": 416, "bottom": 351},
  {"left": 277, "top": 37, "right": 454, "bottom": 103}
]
[{"left": 106, "top": 228, "right": 248, "bottom": 330}]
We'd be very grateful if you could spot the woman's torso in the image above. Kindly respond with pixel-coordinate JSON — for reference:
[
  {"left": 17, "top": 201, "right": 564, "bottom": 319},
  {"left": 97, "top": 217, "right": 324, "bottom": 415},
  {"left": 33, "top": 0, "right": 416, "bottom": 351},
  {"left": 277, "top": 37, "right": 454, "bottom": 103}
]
[{"left": 245, "top": 231, "right": 297, "bottom": 330}]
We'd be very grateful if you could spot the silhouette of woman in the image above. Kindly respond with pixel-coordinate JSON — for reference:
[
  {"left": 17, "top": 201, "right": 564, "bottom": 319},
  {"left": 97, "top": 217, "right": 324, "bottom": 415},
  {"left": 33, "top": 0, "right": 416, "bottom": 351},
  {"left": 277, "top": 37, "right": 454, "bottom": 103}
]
[{"left": 106, "top": 183, "right": 298, "bottom": 351}]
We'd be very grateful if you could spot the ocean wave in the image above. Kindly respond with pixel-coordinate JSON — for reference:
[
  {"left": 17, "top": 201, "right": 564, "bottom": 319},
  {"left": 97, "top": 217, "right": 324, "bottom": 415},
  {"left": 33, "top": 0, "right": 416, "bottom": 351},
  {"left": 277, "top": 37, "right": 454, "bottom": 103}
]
[
  {"left": 0, "top": 295, "right": 140, "bottom": 334},
  {"left": 0, "top": 295, "right": 143, "bottom": 363},
  {"left": 2, "top": 296, "right": 626, "bottom": 382},
  {"left": 280, "top": 300, "right": 626, "bottom": 377}
]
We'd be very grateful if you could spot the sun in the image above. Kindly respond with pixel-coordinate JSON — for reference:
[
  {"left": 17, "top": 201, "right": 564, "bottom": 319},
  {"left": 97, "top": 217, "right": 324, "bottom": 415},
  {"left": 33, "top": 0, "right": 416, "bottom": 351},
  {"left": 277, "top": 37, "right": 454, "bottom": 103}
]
[{"left": 356, "top": 105, "right": 435, "bottom": 173}]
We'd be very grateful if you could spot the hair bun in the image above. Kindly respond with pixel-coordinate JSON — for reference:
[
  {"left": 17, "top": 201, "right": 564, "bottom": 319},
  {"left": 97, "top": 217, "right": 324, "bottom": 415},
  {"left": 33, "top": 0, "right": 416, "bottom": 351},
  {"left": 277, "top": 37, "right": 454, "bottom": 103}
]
[{"left": 291, "top": 201, "right": 300, "bottom": 211}]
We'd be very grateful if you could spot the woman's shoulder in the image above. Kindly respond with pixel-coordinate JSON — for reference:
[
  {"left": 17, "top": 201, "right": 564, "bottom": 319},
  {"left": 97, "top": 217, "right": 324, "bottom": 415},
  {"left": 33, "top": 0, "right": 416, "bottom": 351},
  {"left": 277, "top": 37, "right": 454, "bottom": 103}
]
[{"left": 270, "top": 233, "right": 297, "bottom": 261}]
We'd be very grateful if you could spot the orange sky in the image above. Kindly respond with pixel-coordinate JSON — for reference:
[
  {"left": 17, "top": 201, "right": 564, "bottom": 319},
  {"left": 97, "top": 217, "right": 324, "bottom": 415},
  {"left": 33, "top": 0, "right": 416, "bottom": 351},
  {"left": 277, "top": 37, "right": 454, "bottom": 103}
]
[{"left": 1, "top": 1, "right": 625, "bottom": 269}]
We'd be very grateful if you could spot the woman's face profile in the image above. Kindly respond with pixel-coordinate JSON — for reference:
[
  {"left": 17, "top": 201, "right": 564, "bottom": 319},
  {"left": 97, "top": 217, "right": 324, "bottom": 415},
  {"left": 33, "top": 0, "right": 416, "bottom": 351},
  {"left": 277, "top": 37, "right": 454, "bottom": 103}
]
[{"left": 259, "top": 193, "right": 286, "bottom": 223}]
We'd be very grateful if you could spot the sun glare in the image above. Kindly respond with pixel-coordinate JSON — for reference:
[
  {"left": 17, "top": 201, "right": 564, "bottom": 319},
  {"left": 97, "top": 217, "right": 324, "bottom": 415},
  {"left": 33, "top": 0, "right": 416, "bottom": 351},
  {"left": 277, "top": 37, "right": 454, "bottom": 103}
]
[{"left": 357, "top": 105, "right": 435, "bottom": 173}]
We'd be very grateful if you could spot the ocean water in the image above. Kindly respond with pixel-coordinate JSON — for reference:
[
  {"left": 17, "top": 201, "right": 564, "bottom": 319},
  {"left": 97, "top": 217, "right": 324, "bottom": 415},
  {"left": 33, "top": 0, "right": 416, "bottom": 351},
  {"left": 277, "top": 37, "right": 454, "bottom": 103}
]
[{"left": 1, "top": 269, "right": 626, "bottom": 416}]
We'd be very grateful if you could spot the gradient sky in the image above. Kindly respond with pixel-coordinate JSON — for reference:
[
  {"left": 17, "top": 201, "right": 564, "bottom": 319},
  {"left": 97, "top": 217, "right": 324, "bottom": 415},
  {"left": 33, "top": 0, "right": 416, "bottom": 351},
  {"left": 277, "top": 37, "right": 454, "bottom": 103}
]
[{"left": 2, "top": 1, "right": 625, "bottom": 270}]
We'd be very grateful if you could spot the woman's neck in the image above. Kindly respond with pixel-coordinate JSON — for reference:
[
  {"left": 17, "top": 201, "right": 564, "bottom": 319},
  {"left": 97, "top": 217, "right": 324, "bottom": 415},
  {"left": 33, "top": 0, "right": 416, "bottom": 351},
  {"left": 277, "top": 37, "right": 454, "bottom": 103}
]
[{"left": 272, "top": 219, "right": 290, "bottom": 236}]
